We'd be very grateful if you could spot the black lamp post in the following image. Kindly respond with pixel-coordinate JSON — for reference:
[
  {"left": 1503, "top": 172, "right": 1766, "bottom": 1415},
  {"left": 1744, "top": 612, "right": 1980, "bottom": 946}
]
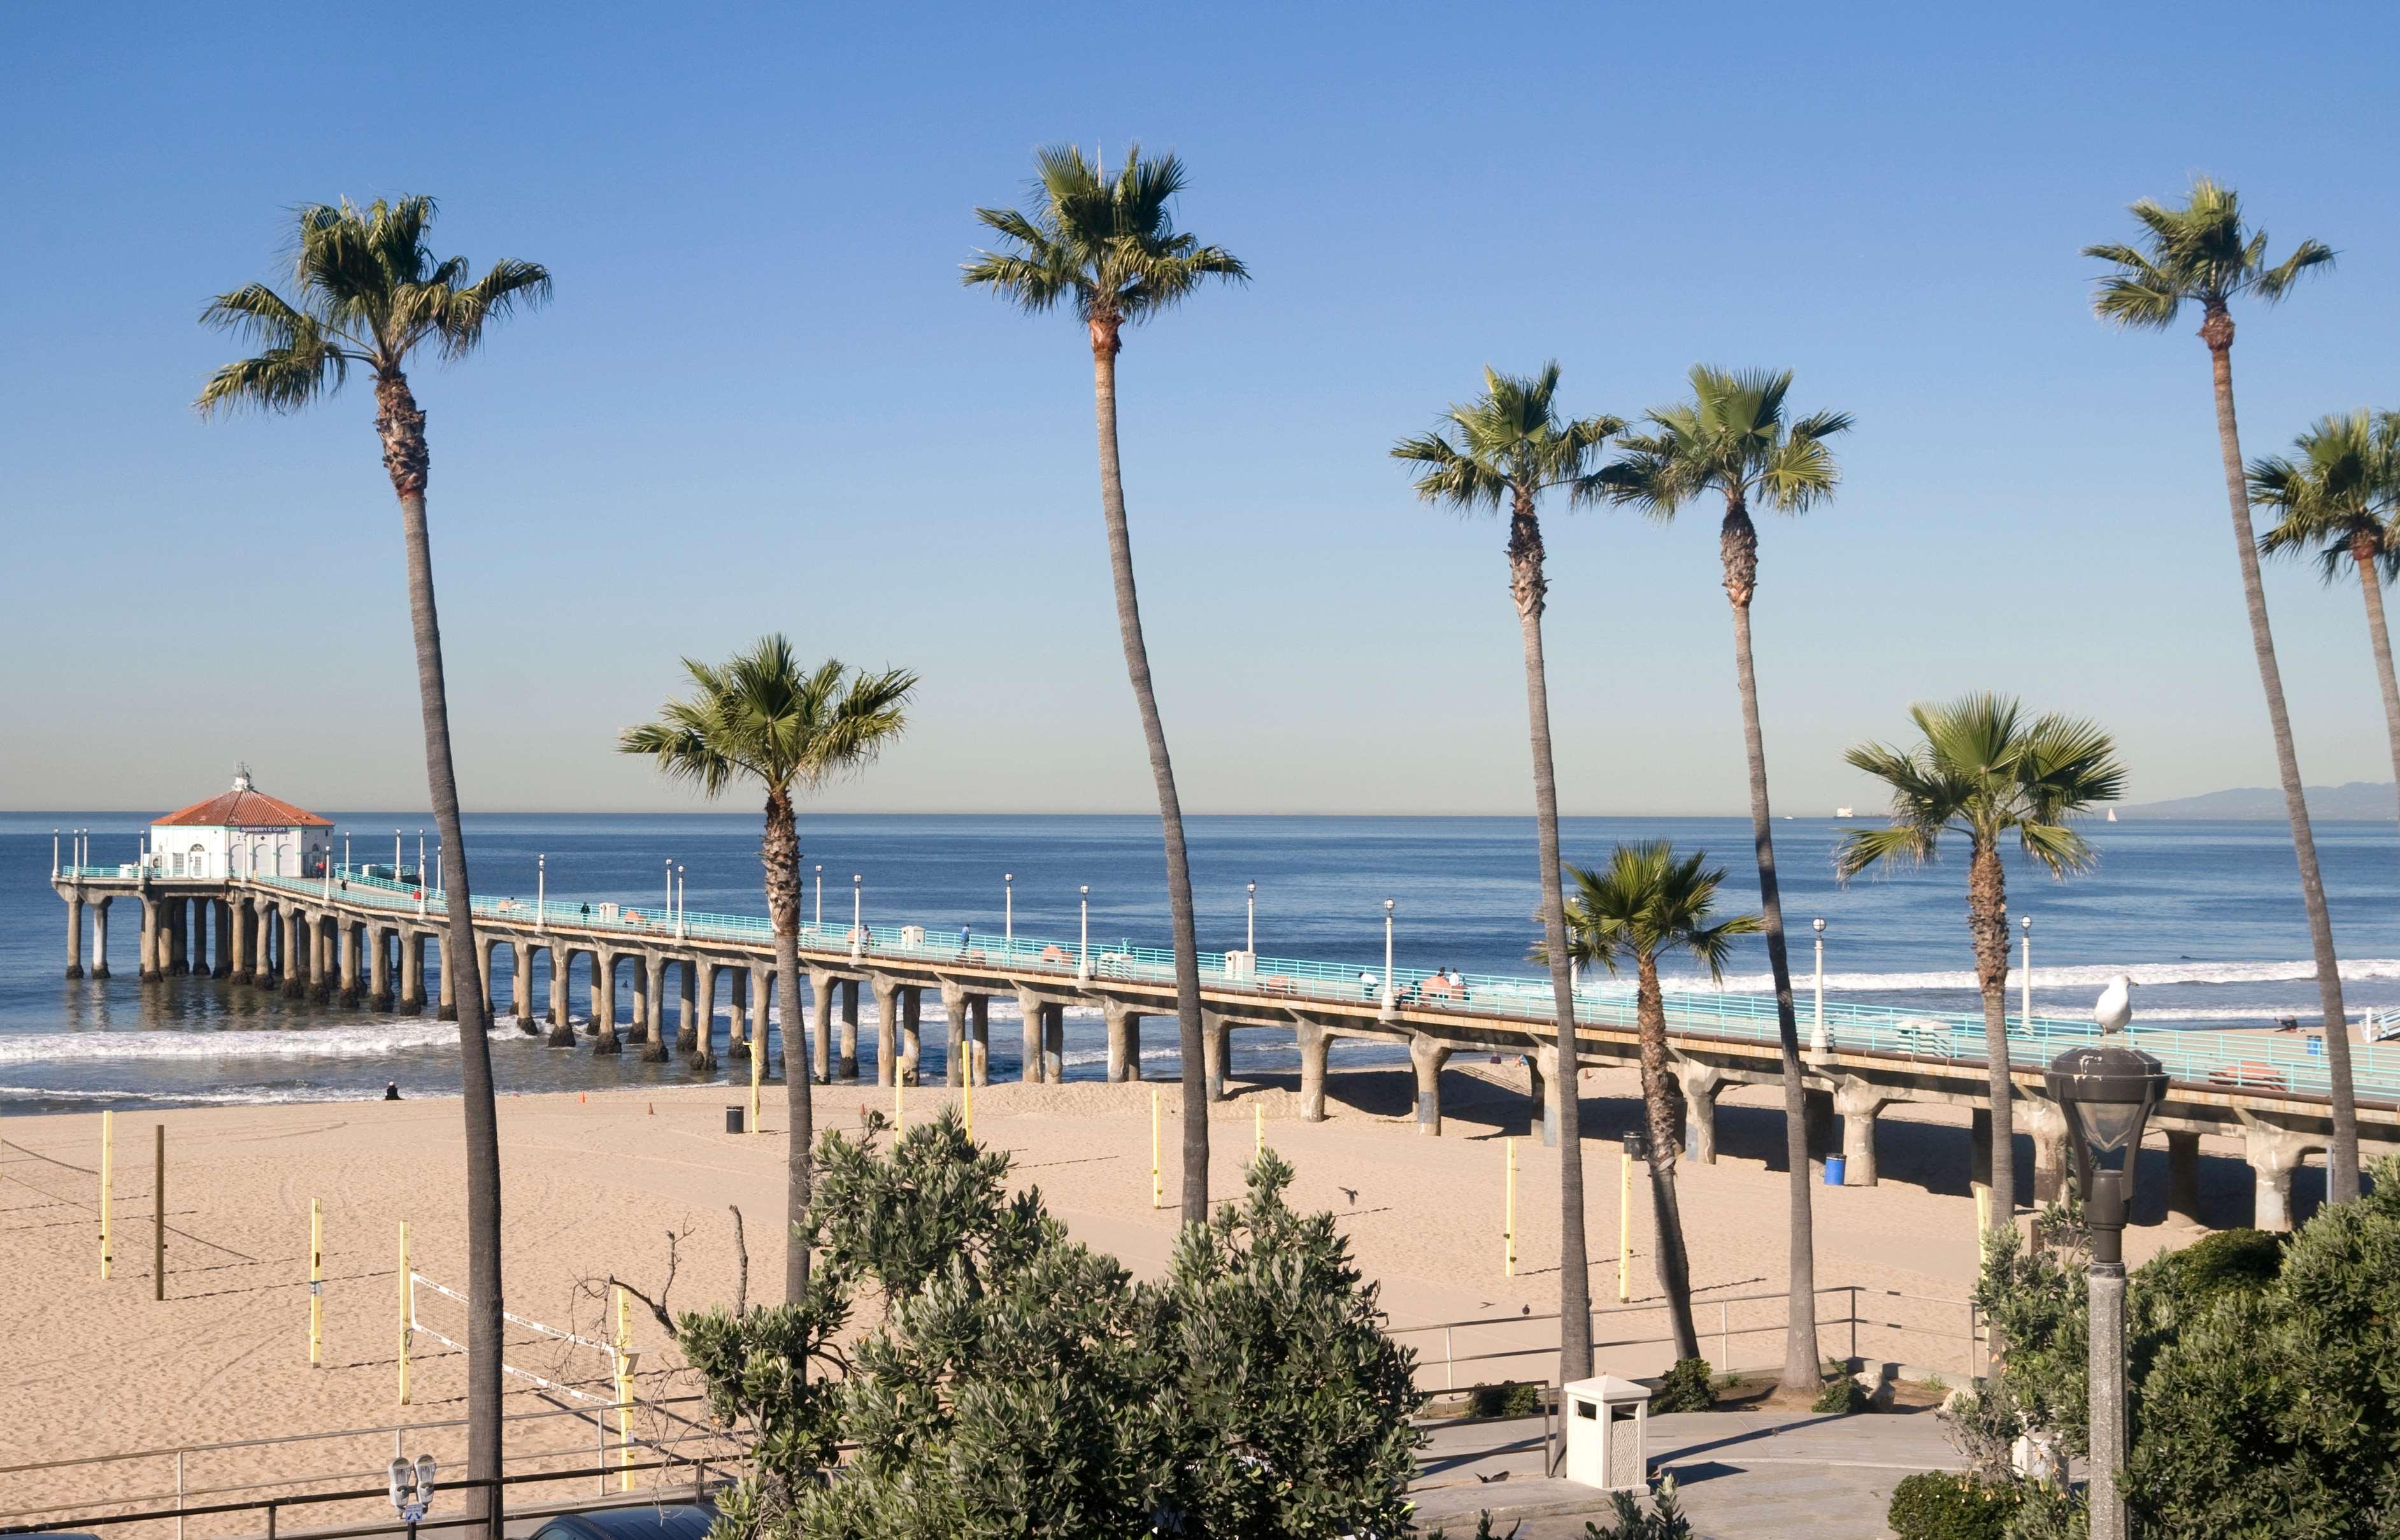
[{"left": 2045, "top": 1041, "right": 2167, "bottom": 1540}]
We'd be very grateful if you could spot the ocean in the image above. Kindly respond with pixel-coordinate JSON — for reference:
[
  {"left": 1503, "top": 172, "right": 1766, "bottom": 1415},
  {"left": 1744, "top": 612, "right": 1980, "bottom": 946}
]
[{"left": 4, "top": 812, "right": 2397, "bottom": 1115}]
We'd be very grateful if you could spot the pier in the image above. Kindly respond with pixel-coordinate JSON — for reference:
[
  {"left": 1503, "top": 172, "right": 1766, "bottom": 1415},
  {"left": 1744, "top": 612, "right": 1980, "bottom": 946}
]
[{"left": 50, "top": 859, "right": 2400, "bottom": 1232}]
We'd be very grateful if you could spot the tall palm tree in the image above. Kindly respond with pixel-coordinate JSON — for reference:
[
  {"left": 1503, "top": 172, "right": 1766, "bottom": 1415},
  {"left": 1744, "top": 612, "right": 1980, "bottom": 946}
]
[
  {"left": 619, "top": 638, "right": 915, "bottom": 1301},
  {"left": 1835, "top": 696, "right": 2125, "bottom": 1239},
  {"left": 2253, "top": 411, "right": 2400, "bottom": 832},
  {"left": 2084, "top": 180, "right": 2357, "bottom": 1201},
  {"left": 1589, "top": 366, "right": 1849, "bottom": 1394},
  {"left": 198, "top": 196, "right": 547, "bottom": 1529},
  {"left": 964, "top": 144, "right": 1245, "bottom": 1220},
  {"left": 1394, "top": 363, "right": 1622, "bottom": 1384},
  {"left": 1557, "top": 842, "right": 1760, "bottom": 1364}
]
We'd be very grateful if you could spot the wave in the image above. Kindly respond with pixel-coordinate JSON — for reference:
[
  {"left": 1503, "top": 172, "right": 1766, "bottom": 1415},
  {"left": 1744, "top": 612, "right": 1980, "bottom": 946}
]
[
  {"left": 0, "top": 1021, "right": 464, "bottom": 1064},
  {"left": 1658, "top": 957, "right": 2400, "bottom": 996},
  {"left": 0, "top": 1083, "right": 419, "bottom": 1105}
]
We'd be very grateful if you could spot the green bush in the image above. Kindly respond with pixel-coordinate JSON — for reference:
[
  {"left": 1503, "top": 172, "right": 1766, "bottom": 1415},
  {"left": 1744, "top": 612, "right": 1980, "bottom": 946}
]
[
  {"left": 1650, "top": 1357, "right": 1715, "bottom": 1413},
  {"left": 2154, "top": 1226, "right": 2283, "bottom": 1297},
  {"left": 1464, "top": 1380, "right": 1543, "bottom": 1419},
  {"left": 1580, "top": 1476, "right": 1694, "bottom": 1538},
  {"left": 1811, "top": 1373, "right": 1867, "bottom": 1415},
  {"left": 1886, "top": 1472, "right": 2022, "bottom": 1540}
]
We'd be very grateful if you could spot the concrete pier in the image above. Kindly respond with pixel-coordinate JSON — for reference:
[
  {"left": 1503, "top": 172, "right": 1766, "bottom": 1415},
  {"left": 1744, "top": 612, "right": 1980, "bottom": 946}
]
[{"left": 50, "top": 865, "right": 2400, "bottom": 1240}]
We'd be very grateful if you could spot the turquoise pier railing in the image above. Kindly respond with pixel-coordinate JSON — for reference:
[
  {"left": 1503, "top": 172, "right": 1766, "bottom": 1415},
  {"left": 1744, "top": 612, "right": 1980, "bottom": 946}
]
[{"left": 181, "top": 866, "right": 2400, "bottom": 1103}]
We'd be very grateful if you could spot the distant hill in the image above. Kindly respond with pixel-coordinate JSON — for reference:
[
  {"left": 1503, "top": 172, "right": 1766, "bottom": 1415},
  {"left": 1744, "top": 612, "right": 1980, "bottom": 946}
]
[{"left": 2117, "top": 782, "right": 2398, "bottom": 820}]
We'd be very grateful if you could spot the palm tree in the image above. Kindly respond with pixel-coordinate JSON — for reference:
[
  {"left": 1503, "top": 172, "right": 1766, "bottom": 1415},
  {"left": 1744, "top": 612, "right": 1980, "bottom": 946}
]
[
  {"left": 964, "top": 144, "right": 1245, "bottom": 1220},
  {"left": 1557, "top": 842, "right": 1760, "bottom": 1363},
  {"left": 2253, "top": 411, "right": 2400, "bottom": 832},
  {"left": 1589, "top": 366, "right": 1849, "bottom": 1394},
  {"left": 1836, "top": 696, "right": 2125, "bottom": 1239},
  {"left": 620, "top": 638, "right": 915, "bottom": 1301},
  {"left": 1393, "top": 363, "right": 1622, "bottom": 1384},
  {"left": 198, "top": 196, "right": 548, "bottom": 1529},
  {"left": 2084, "top": 180, "right": 2357, "bottom": 1201}
]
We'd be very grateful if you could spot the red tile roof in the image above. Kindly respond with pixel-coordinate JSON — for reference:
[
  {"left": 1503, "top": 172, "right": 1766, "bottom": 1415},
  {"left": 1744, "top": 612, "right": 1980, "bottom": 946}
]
[{"left": 154, "top": 788, "right": 332, "bottom": 828}]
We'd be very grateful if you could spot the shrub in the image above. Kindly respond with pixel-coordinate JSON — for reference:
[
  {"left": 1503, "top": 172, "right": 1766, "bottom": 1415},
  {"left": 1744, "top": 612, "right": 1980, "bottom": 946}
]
[
  {"left": 1886, "top": 1472, "right": 2022, "bottom": 1540},
  {"left": 1465, "top": 1380, "right": 1544, "bottom": 1419},
  {"left": 1811, "top": 1374, "right": 1868, "bottom": 1415},
  {"left": 1650, "top": 1357, "right": 1715, "bottom": 1413},
  {"left": 1580, "top": 1476, "right": 1694, "bottom": 1538}
]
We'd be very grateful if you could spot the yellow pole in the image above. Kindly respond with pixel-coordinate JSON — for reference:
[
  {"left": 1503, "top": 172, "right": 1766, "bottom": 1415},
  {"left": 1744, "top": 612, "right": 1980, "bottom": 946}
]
[
  {"left": 1150, "top": 1088, "right": 1162, "bottom": 1209},
  {"left": 894, "top": 1078, "right": 903, "bottom": 1134},
  {"left": 1255, "top": 1102, "right": 1264, "bottom": 1159},
  {"left": 1618, "top": 1146, "right": 1633, "bottom": 1304},
  {"left": 310, "top": 1199, "right": 324, "bottom": 1365},
  {"left": 614, "top": 1285, "right": 637, "bottom": 1492},
  {"left": 99, "top": 1111, "right": 113, "bottom": 1280},
  {"left": 1504, "top": 1137, "right": 1516, "bottom": 1278},
  {"left": 962, "top": 1064, "right": 973, "bottom": 1143},
  {"left": 750, "top": 1010, "right": 763, "bottom": 1135},
  {"left": 397, "top": 1222, "right": 411, "bottom": 1405}
]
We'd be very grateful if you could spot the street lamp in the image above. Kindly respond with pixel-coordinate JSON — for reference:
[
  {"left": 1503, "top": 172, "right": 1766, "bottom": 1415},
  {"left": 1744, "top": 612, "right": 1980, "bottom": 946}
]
[
  {"left": 1810, "top": 917, "right": 1829, "bottom": 1057},
  {"left": 1078, "top": 885, "right": 1091, "bottom": 981},
  {"left": 1380, "top": 899, "right": 1396, "bottom": 1022},
  {"left": 1004, "top": 872, "right": 1014, "bottom": 946},
  {"left": 2045, "top": 1041, "right": 2168, "bottom": 1540},
  {"left": 1246, "top": 880, "right": 1257, "bottom": 955},
  {"left": 664, "top": 859, "right": 673, "bottom": 922},
  {"left": 536, "top": 853, "right": 546, "bottom": 931},
  {"left": 815, "top": 864, "right": 824, "bottom": 930},
  {"left": 2020, "top": 915, "right": 2034, "bottom": 1035},
  {"left": 851, "top": 873, "right": 863, "bottom": 960},
  {"left": 675, "top": 865, "right": 686, "bottom": 941}
]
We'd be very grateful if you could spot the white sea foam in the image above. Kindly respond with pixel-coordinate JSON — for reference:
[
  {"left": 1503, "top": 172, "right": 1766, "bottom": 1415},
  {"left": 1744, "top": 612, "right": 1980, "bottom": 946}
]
[
  {"left": 1662, "top": 957, "right": 2400, "bottom": 995},
  {"left": 0, "top": 1083, "right": 419, "bottom": 1104},
  {"left": 0, "top": 1021, "right": 465, "bottom": 1064}
]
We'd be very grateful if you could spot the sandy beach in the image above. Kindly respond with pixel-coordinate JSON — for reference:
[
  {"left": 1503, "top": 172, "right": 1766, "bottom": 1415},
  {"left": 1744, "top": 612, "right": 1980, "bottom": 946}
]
[{"left": 0, "top": 1060, "right": 2261, "bottom": 1531}]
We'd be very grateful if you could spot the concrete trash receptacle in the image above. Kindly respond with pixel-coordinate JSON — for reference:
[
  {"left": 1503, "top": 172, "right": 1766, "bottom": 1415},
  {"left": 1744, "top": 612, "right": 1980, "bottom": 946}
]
[{"left": 1561, "top": 1374, "right": 1650, "bottom": 1490}]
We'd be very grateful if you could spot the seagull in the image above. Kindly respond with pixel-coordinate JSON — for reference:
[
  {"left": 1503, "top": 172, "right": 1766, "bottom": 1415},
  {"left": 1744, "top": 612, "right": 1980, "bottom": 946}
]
[
  {"left": 1338, "top": 1186, "right": 1359, "bottom": 1206},
  {"left": 2094, "top": 976, "right": 2136, "bottom": 1034}
]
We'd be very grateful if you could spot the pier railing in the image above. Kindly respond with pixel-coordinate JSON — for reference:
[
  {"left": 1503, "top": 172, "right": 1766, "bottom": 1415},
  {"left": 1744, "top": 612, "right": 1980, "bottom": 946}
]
[{"left": 173, "top": 867, "right": 2400, "bottom": 1102}]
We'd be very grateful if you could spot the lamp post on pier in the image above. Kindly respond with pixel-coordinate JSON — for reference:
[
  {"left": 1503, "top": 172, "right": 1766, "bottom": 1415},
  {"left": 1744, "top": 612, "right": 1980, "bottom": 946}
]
[
  {"left": 1380, "top": 899, "right": 1396, "bottom": 1022},
  {"left": 815, "top": 864, "right": 824, "bottom": 930},
  {"left": 2020, "top": 916, "right": 2034, "bottom": 1036},
  {"left": 675, "top": 866, "right": 686, "bottom": 941},
  {"left": 536, "top": 854, "right": 546, "bottom": 932},
  {"left": 1810, "top": 917, "right": 1829, "bottom": 1057},
  {"left": 1004, "top": 873, "right": 1014, "bottom": 946},
  {"left": 850, "top": 873, "right": 863, "bottom": 960},
  {"left": 2046, "top": 1040, "right": 2167, "bottom": 1540},
  {"left": 1246, "top": 880, "right": 1257, "bottom": 955},
  {"left": 1078, "top": 886, "right": 1090, "bottom": 982}
]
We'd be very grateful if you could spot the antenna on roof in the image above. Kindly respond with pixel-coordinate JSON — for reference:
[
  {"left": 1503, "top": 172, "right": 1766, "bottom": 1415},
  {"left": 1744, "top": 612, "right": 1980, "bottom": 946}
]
[{"left": 232, "top": 762, "right": 254, "bottom": 792}]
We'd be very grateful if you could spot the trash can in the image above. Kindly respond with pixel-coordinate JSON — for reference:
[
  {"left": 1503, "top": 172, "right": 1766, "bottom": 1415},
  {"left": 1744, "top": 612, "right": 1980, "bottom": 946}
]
[
  {"left": 725, "top": 1106, "right": 745, "bottom": 1134},
  {"left": 1824, "top": 1154, "right": 1847, "bottom": 1186},
  {"left": 1560, "top": 1374, "right": 1651, "bottom": 1491}
]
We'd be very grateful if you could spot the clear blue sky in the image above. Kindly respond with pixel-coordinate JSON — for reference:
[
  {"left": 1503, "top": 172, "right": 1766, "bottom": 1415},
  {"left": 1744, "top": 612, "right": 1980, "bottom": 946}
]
[{"left": 4, "top": 2, "right": 2397, "bottom": 816}]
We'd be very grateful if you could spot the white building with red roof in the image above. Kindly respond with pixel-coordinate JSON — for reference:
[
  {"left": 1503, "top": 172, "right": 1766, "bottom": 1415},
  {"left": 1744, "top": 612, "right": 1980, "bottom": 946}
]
[{"left": 150, "top": 767, "right": 332, "bottom": 880}]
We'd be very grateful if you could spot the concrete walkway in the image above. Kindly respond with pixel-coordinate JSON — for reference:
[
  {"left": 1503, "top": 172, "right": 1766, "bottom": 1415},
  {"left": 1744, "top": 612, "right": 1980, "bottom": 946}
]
[{"left": 1411, "top": 1406, "right": 1965, "bottom": 1538}]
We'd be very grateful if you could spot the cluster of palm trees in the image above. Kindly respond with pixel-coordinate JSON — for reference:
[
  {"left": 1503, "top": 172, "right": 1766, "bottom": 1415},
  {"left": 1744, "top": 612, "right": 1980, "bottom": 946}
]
[{"left": 188, "top": 162, "right": 2378, "bottom": 1502}]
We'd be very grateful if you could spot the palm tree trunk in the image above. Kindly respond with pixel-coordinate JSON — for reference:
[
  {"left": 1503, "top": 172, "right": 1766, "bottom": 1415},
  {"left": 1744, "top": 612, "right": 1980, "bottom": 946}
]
[
  {"left": 764, "top": 788, "right": 811, "bottom": 1303},
  {"left": 1636, "top": 956, "right": 1700, "bottom": 1363},
  {"left": 2204, "top": 321, "right": 2360, "bottom": 1201},
  {"left": 1090, "top": 330, "right": 1210, "bottom": 1222},
  {"left": 1508, "top": 492, "right": 1592, "bottom": 1385},
  {"left": 376, "top": 373, "right": 502, "bottom": 1534},
  {"left": 1720, "top": 501, "right": 1821, "bottom": 1394},
  {"left": 2352, "top": 543, "right": 2400, "bottom": 835},
  {"left": 1968, "top": 843, "right": 2013, "bottom": 1234}
]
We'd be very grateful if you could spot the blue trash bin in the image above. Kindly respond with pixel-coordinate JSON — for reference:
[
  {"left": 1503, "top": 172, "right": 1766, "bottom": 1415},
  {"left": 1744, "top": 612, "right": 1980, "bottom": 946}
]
[{"left": 1824, "top": 1155, "right": 1847, "bottom": 1186}]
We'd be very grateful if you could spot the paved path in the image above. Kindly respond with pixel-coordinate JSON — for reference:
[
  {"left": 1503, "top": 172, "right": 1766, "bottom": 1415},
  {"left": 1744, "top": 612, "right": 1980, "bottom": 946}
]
[{"left": 1412, "top": 1406, "right": 1965, "bottom": 1538}]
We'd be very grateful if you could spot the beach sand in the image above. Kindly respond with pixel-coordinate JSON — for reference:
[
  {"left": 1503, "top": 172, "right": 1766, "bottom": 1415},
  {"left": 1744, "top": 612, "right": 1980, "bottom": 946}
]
[{"left": 0, "top": 1060, "right": 2268, "bottom": 1530}]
